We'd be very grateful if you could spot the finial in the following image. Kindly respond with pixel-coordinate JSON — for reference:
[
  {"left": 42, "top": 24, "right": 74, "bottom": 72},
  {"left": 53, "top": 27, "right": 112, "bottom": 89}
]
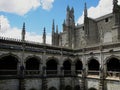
[
  {"left": 43, "top": 27, "right": 46, "bottom": 34},
  {"left": 43, "top": 27, "right": 46, "bottom": 44},
  {"left": 22, "top": 22, "right": 26, "bottom": 41},
  {"left": 52, "top": 19, "right": 55, "bottom": 32},
  {"left": 84, "top": 2, "right": 88, "bottom": 17},
  {"left": 23, "top": 22, "right": 25, "bottom": 30},
  {"left": 56, "top": 25, "right": 58, "bottom": 34},
  {"left": 113, "top": 0, "right": 118, "bottom": 5},
  {"left": 71, "top": 7, "right": 74, "bottom": 13},
  {"left": 67, "top": 5, "right": 70, "bottom": 11}
]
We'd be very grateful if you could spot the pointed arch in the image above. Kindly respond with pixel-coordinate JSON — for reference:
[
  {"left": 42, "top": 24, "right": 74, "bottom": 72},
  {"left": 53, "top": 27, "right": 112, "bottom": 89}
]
[
  {"left": 46, "top": 56, "right": 59, "bottom": 65},
  {"left": 46, "top": 57, "right": 59, "bottom": 75},
  {"left": 63, "top": 59, "right": 72, "bottom": 75},
  {"left": 25, "top": 55, "right": 41, "bottom": 63},
  {"left": 0, "top": 53, "right": 20, "bottom": 62},
  {"left": 105, "top": 55, "right": 120, "bottom": 64},
  {"left": 75, "top": 59, "right": 83, "bottom": 70},
  {"left": 88, "top": 57, "right": 100, "bottom": 71}
]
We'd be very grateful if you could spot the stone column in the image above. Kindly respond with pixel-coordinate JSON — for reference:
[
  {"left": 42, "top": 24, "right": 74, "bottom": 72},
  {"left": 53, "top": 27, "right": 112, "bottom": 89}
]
[
  {"left": 42, "top": 77, "right": 48, "bottom": 90},
  {"left": 71, "top": 63, "right": 75, "bottom": 76},
  {"left": 99, "top": 46, "right": 107, "bottom": 90},
  {"left": 19, "top": 79, "right": 25, "bottom": 90},
  {"left": 58, "top": 64, "right": 62, "bottom": 76},
  {"left": 71, "top": 77, "right": 75, "bottom": 90},
  {"left": 59, "top": 67, "right": 65, "bottom": 90},
  {"left": 42, "top": 66, "right": 48, "bottom": 90},
  {"left": 81, "top": 49, "right": 87, "bottom": 90}
]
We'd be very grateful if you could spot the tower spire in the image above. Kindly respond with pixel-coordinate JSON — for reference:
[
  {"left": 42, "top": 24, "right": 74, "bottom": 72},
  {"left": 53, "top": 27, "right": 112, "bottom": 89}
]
[
  {"left": 56, "top": 25, "right": 58, "bottom": 34},
  {"left": 21, "top": 22, "right": 26, "bottom": 41},
  {"left": 52, "top": 19, "right": 55, "bottom": 33},
  {"left": 113, "top": 0, "right": 118, "bottom": 5},
  {"left": 84, "top": 2, "right": 88, "bottom": 17},
  {"left": 43, "top": 27, "right": 46, "bottom": 44},
  {"left": 52, "top": 19, "right": 55, "bottom": 45}
]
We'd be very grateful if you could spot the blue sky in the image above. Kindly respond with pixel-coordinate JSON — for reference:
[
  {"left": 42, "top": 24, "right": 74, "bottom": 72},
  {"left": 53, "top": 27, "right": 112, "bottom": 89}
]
[{"left": 0, "top": 0, "right": 119, "bottom": 44}]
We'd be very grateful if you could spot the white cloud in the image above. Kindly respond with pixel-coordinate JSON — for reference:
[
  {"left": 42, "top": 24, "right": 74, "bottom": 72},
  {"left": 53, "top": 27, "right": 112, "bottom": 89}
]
[
  {"left": 77, "top": 0, "right": 120, "bottom": 24},
  {"left": 41, "top": 0, "right": 54, "bottom": 10},
  {"left": 0, "top": 0, "right": 54, "bottom": 15},
  {"left": 0, "top": 15, "right": 51, "bottom": 44}
]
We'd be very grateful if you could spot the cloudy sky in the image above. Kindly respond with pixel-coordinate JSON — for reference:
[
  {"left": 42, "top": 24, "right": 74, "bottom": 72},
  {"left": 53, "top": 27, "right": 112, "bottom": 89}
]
[{"left": 0, "top": 0, "right": 120, "bottom": 44}]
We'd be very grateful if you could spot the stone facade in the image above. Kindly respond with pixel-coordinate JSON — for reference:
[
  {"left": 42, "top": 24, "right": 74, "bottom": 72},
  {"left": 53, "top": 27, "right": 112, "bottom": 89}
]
[
  {"left": 0, "top": 0, "right": 120, "bottom": 90},
  {"left": 52, "top": 0, "right": 120, "bottom": 49}
]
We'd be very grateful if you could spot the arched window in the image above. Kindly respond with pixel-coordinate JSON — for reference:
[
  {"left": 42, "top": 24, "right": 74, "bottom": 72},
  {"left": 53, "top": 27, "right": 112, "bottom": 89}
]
[
  {"left": 63, "top": 60, "right": 71, "bottom": 75},
  {"left": 26, "top": 57, "right": 40, "bottom": 70},
  {"left": 107, "top": 58, "right": 120, "bottom": 71},
  {"left": 88, "top": 59, "right": 99, "bottom": 71},
  {"left": 75, "top": 60, "right": 83, "bottom": 70},
  {"left": 88, "top": 59, "right": 99, "bottom": 76},
  {"left": 0, "top": 55, "right": 18, "bottom": 75},
  {"left": 63, "top": 60, "right": 71, "bottom": 70},
  {"left": 46, "top": 59, "right": 58, "bottom": 75},
  {"left": 75, "top": 60, "right": 83, "bottom": 75}
]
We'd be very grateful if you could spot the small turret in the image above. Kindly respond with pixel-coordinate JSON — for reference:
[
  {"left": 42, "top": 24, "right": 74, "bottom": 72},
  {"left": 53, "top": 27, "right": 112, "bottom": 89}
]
[
  {"left": 67, "top": 5, "right": 70, "bottom": 11},
  {"left": 56, "top": 25, "right": 58, "bottom": 34},
  {"left": 21, "top": 22, "right": 26, "bottom": 41},
  {"left": 52, "top": 19, "right": 55, "bottom": 45},
  {"left": 84, "top": 2, "right": 89, "bottom": 36},
  {"left": 43, "top": 27, "right": 46, "bottom": 44},
  {"left": 84, "top": 2, "right": 88, "bottom": 18},
  {"left": 113, "top": 0, "right": 118, "bottom": 6},
  {"left": 71, "top": 7, "right": 74, "bottom": 13}
]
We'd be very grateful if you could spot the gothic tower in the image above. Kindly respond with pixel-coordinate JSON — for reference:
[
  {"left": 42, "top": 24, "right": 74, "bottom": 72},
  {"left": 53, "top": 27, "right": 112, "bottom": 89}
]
[
  {"left": 84, "top": 3, "right": 99, "bottom": 45},
  {"left": 62, "top": 6, "right": 75, "bottom": 48},
  {"left": 52, "top": 20, "right": 59, "bottom": 46},
  {"left": 52, "top": 19, "right": 55, "bottom": 45}
]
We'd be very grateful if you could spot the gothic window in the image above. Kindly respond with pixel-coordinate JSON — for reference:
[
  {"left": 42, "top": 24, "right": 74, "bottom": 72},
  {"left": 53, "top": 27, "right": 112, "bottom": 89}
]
[
  {"left": 107, "top": 58, "right": 120, "bottom": 71},
  {"left": 105, "top": 18, "right": 109, "bottom": 22},
  {"left": 26, "top": 57, "right": 40, "bottom": 70},
  {"left": 63, "top": 60, "right": 71, "bottom": 75},
  {"left": 0, "top": 55, "right": 18, "bottom": 75},
  {"left": 75, "top": 60, "right": 83, "bottom": 70},
  {"left": 88, "top": 59, "right": 99, "bottom": 71},
  {"left": 46, "top": 59, "right": 58, "bottom": 75}
]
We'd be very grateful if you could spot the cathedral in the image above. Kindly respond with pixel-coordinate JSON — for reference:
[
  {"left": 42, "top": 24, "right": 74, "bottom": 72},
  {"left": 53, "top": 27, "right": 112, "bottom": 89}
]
[
  {"left": 52, "top": 0, "right": 120, "bottom": 49},
  {"left": 0, "top": 0, "right": 120, "bottom": 90}
]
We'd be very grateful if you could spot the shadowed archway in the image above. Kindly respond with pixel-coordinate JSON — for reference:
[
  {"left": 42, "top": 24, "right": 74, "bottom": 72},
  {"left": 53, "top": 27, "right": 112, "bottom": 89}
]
[
  {"left": 46, "top": 59, "right": 58, "bottom": 75},
  {"left": 0, "top": 55, "right": 18, "bottom": 75},
  {"left": 26, "top": 57, "right": 40, "bottom": 70}
]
